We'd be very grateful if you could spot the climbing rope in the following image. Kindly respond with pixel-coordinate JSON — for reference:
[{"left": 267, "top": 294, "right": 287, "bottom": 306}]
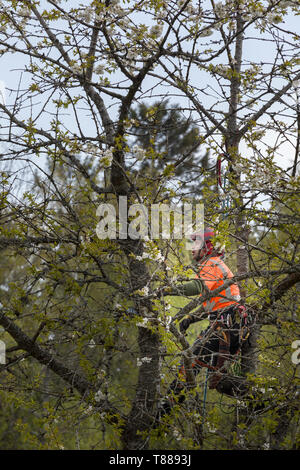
[
  {"left": 216, "top": 153, "right": 231, "bottom": 220},
  {"left": 229, "top": 348, "right": 242, "bottom": 376},
  {"left": 219, "top": 393, "right": 236, "bottom": 414},
  {"left": 201, "top": 153, "right": 232, "bottom": 425}
]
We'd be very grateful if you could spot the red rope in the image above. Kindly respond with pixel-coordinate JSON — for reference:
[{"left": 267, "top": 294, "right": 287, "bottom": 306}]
[{"left": 217, "top": 156, "right": 222, "bottom": 188}]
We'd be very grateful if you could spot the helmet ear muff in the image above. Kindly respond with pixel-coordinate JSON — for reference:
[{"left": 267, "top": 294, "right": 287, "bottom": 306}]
[{"left": 205, "top": 240, "right": 214, "bottom": 256}]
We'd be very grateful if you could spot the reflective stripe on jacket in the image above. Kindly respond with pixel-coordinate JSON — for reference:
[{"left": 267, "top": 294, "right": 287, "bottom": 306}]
[{"left": 196, "top": 256, "right": 241, "bottom": 312}]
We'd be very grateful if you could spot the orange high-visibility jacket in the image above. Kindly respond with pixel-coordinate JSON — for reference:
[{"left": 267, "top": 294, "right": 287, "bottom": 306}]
[{"left": 196, "top": 256, "right": 241, "bottom": 312}]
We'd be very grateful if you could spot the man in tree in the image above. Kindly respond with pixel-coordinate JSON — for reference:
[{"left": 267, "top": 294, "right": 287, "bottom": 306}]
[{"left": 159, "top": 228, "right": 247, "bottom": 414}]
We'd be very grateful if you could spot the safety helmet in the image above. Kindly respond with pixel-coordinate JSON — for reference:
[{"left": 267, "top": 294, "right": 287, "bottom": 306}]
[{"left": 190, "top": 227, "right": 223, "bottom": 257}]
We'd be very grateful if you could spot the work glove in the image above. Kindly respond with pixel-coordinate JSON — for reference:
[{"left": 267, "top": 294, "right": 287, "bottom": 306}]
[{"left": 179, "top": 316, "right": 192, "bottom": 334}]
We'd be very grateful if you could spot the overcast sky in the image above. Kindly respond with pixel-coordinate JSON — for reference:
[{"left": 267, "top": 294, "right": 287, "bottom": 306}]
[{"left": 0, "top": 2, "right": 299, "bottom": 175}]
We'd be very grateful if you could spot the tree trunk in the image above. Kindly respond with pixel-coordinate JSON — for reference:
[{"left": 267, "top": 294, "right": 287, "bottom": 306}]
[
  {"left": 121, "top": 326, "right": 160, "bottom": 450},
  {"left": 119, "top": 239, "right": 161, "bottom": 449}
]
